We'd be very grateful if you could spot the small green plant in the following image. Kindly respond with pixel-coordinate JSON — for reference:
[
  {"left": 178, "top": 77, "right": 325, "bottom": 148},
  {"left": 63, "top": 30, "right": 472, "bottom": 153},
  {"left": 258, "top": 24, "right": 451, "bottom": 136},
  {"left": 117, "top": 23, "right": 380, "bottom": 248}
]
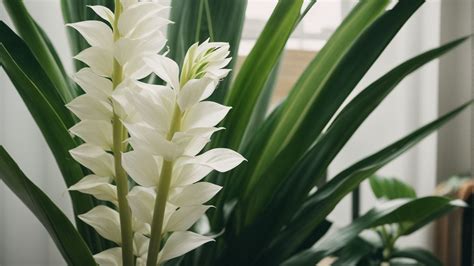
[{"left": 290, "top": 175, "right": 464, "bottom": 266}]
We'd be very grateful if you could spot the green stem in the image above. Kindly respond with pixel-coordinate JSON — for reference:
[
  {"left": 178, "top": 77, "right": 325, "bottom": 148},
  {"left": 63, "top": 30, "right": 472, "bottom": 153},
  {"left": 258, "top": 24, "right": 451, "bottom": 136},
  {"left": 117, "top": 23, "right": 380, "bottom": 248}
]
[
  {"left": 111, "top": 1, "right": 134, "bottom": 265},
  {"left": 204, "top": 0, "right": 215, "bottom": 42},
  {"left": 147, "top": 104, "right": 182, "bottom": 266},
  {"left": 195, "top": 0, "right": 205, "bottom": 42}
]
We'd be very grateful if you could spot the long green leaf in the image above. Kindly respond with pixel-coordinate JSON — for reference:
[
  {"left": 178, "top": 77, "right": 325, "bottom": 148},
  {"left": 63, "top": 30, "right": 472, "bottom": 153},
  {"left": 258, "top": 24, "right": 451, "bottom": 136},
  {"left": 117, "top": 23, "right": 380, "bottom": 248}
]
[
  {"left": 215, "top": 0, "right": 303, "bottom": 151},
  {"left": 391, "top": 248, "right": 442, "bottom": 266},
  {"left": 0, "top": 146, "right": 96, "bottom": 265},
  {"left": 238, "top": 0, "right": 426, "bottom": 237},
  {"left": 237, "top": 0, "right": 393, "bottom": 202},
  {"left": 262, "top": 101, "right": 472, "bottom": 264},
  {"left": 249, "top": 35, "right": 468, "bottom": 238},
  {"left": 0, "top": 22, "right": 74, "bottom": 128},
  {"left": 167, "top": 0, "right": 247, "bottom": 103},
  {"left": 369, "top": 175, "right": 417, "bottom": 200},
  {"left": 0, "top": 24, "right": 103, "bottom": 252},
  {"left": 3, "top": 0, "right": 77, "bottom": 103},
  {"left": 283, "top": 197, "right": 463, "bottom": 265}
]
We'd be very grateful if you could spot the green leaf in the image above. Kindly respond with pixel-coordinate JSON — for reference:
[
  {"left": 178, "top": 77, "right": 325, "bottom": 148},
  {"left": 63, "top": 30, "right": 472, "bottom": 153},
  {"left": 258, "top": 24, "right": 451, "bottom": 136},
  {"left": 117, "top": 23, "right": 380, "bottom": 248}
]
[
  {"left": 215, "top": 0, "right": 303, "bottom": 151},
  {"left": 371, "top": 198, "right": 466, "bottom": 236},
  {"left": 369, "top": 175, "right": 417, "bottom": 200},
  {"left": 167, "top": 0, "right": 247, "bottom": 103},
  {"left": 264, "top": 101, "right": 472, "bottom": 264},
  {"left": 236, "top": 0, "right": 430, "bottom": 244},
  {"left": 238, "top": 0, "right": 393, "bottom": 202},
  {"left": 391, "top": 248, "right": 442, "bottom": 266},
  {"left": 0, "top": 22, "right": 74, "bottom": 128},
  {"left": 0, "top": 23, "right": 104, "bottom": 253},
  {"left": 332, "top": 237, "right": 378, "bottom": 266},
  {"left": 271, "top": 35, "right": 467, "bottom": 220},
  {"left": 3, "top": 0, "right": 77, "bottom": 103},
  {"left": 283, "top": 196, "right": 462, "bottom": 265},
  {"left": 0, "top": 146, "right": 96, "bottom": 265}
]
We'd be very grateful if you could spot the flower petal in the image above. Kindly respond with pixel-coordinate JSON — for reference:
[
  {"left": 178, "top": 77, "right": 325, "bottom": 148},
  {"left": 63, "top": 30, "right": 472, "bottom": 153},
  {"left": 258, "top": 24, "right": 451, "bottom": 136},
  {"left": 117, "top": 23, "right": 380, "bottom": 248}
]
[
  {"left": 69, "top": 144, "right": 114, "bottom": 177},
  {"left": 66, "top": 94, "right": 112, "bottom": 121},
  {"left": 69, "top": 175, "right": 117, "bottom": 204},
  {"left": 181, "top": 101, "right": 231, "bottom": 130},
  {"left": 73, "top": 67, "right": 113, "bottom": 100},
  {"left": 122, "top": 150, "right": 161, "bottom": 187},
  {"left": 166, "top": 205, "right": 211, "bottom": 232},
  {"left": 88, "top": 5, "right": 115, "bottom": 25},
  {"left": 94, "top": 247, "right": 122, "bottom": 266},
  {"left": 127, "top": 186, "right": 155, "bottom": 224},
  {"left": 128, "top": 186, "right": 176, "bottom": 228},
  {"left": 67, "top": 20, "right": 113, "bottom": 48},
  {"left": 172, "top": 160, "right": 213, "bottom": 187},
  {"left": 145, "top": 54, "right": 180, "bottom": 90},
  {"left": 126, "top": 123, "right": 181, "bottom": 160},
  {"left": 131, "top": 84, "right": 174, "bottom": 133},
  {"left": 118, "top": 2, "right": 167, "bottom": 37},
  {"left": 129, "top": 15, "right": 170, "bottom": 40},
  {"left": 79, "top": 206, "right": 121, "bottom": 244},
  {"left": 158, "top": 231, "right": 213, "bottom": 263},
  {"left": 177, "top": 78, "right": 215, "bottom": 110},
  {"left": 74, "top": 46, "right": 113, "bottom": 77},
  {"left": 133, "top": 233, "right": 149, "bottom": 257},
  {"left": 194, "top": 148, "right": 246, "bottom": 172},
  {"left": 169, "top": 182, "right": 222, "bottom": 206},
  {"left": 70, "top": 120, "right": 113, "bottom": 150}
]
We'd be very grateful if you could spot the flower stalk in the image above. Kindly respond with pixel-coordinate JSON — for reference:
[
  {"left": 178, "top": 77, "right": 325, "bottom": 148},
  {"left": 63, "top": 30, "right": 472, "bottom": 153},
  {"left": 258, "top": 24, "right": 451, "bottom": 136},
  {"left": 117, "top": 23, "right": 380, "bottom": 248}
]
[
  {"left": 147, "top": 103, "right": 182, "bottom": 266},
  {"left": 111, "top": 1, "right": 134, "bottom": 265}
]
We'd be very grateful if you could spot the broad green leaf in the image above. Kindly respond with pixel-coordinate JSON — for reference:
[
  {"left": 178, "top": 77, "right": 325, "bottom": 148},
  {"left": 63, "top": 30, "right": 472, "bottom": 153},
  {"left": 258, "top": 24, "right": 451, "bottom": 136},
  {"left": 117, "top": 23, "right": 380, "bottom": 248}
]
[
  {"left": 0, "top": 24, "right": 105, "bottom": 253},
  {"left": 391, "top": 248, "right": 442, "bottom": 266},
  {"left": 283, "top": 197, "right": 462, "bottom": 265},
  {"left": 167, "top": 0, "right": 247, "bottom": 103},
  {"left": 371, "top": 198, "right": 466, "bottom": 236},
  {"left": 262, "top": 101, "right": 472, "bottom": 264},
  {"left": 3, "top": 0, "right": 77, "bottom": 103},
  {"left": 0, "top": 146, "right": 96, "bottom": 265},
  {"left": 369, "top": 175, "right": 417, "bottom": 200},
  {"left": 332, "top": 237, "right": 377, "bottom": 266},
  {"left": 214, "top": 0, "right": 303, "bottom": 151},
  {"left": 60, "top": 0, "right": 114, "bottom": 71},
  {"left": 257, "top": 35, "right": 468, "bottom": 237},
  {"left": 240, "top": 0, "right": 427, "bottom": 233}
]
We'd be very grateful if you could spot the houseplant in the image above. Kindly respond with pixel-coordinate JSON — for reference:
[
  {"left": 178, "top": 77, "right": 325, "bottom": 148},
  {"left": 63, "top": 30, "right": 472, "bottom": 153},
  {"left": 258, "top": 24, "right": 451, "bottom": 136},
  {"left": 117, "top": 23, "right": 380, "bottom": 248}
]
[{"left": 0, "top": 0, "right": 470, "bottom": 265}]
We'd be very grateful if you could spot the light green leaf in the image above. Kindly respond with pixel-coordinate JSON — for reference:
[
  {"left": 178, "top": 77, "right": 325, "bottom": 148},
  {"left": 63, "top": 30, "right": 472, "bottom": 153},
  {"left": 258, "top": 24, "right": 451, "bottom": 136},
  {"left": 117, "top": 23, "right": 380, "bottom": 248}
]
[
  {"left": 3, "top": 0, "right": 77, "bottom": 103},
  {"left": 369, "top": 175, "right": 417, "bottom": 200},
  {"left": 215, "top": 0, "right": 303, "bottom": 151}
]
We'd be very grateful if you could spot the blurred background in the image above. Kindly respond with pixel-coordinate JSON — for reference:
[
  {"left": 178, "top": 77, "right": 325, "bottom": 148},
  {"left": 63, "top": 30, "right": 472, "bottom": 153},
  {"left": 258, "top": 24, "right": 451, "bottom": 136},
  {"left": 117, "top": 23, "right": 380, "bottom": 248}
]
[{"left": 0, "top": 0, "right": 472, "bottom": 265}]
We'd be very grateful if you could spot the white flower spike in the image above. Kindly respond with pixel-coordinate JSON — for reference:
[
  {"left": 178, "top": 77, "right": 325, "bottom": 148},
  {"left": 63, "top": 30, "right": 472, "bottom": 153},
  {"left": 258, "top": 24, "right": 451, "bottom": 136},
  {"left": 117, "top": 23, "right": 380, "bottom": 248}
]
[{"left": 67, "top": 0, "right": 244, "bottom": 265}]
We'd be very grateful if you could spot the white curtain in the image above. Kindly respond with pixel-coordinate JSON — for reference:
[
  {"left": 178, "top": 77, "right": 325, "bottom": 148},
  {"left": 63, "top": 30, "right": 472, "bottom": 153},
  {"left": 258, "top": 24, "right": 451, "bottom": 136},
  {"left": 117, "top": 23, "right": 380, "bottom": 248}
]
[{"left": 0, "top": 1, "right": 470, "bottom": 265}]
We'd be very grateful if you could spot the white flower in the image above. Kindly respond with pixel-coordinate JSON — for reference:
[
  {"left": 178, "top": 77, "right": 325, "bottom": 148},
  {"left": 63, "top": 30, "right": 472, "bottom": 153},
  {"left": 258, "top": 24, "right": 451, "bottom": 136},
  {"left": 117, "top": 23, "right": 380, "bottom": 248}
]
[
  {"left": 66, "top": 1, "right": 244, "bottom": 265},
  {"left": 123, "top": 40, "right": 245, "bottom": 265}
]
